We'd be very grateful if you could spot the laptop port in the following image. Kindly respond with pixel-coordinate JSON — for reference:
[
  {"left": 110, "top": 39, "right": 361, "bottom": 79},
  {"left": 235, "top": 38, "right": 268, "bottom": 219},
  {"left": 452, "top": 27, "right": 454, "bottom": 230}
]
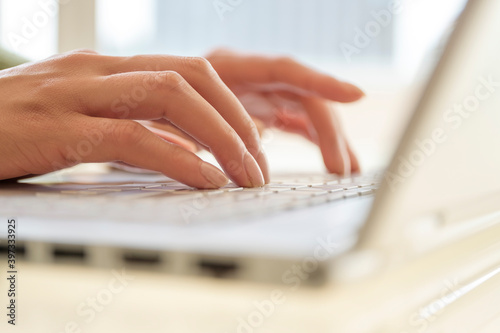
[
  {"left": 198, "top": 259, "right": 239, "bottom": 278},
  {"left": 0, "top": 243, "right": 26, "bottom": 258},
  {"left": 122, "top": 251, "right": 161, "bottom": 265},
  {"left": 52, "top": 246, "right": 86, "bottom": 261}
]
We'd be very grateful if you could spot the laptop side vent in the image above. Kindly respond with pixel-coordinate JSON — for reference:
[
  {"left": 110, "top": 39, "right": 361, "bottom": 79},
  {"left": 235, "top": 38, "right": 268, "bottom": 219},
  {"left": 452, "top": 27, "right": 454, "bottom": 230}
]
[
  {"left": 122, "top": 251, "right": 162, "bottom": 266},
  {"left": 197, "top": 259, "right": 239, "bottom": 278},
  {"left": 0, "top": 243, "right": 26, "bottom": 258},
  {"left": 52, "top": 246, "right": 87, "bottom": 262}
]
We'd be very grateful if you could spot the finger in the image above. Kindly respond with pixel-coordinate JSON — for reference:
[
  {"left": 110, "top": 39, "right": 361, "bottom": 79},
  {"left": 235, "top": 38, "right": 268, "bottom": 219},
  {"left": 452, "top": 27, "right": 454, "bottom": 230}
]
[
  {"left": 321, "top": 107, "right": 361, "bottom": 174},
  {"left": 250, "top": 115, "right": 266, "bottom": 138},
  {"left": 274, "top": 111, "right": 317, "bottom": 143},
  {"left": 347, "top": 143, "right": 360, "bottom": 173},
  {"left": 208, "top": 50, "right": 365, "bottom": 103},
  {"left": 100, "top": 55, "right": 270, "bottom": 183},
  {"left": 239, "top": 89, "right": 360, "bottom": 173},
  {"left": 148, "top": 118, "right": 267, "bottom": 157},
  {"left": 77, "top": 118, "right": 229, "bottom": 189},
  {"left": 299, "top": 97, "right": 352, "bottom": 175},
  {"left": 142, "top": 124, "right": 198, "bottom": 153},
  {"left": 109, "top": 162, "right": 162, "bottom": 174},
  {"left": 72, "top": 49, "right": 99, "bottom": 54},
  {"left": 280, "top": 111, "right": 360, "bottom": 173},
  {"left": 84, "top": 71, "right": 265, "bottom": 187},
  {"left": 145, "top": 120, "right": 206, "bottom": 151},
  {"left": 261, "top": 91, "right": 314, "bottom": 140},
  {"left": 238, "top": 91, "right": 317, "bottom": 143},
  {"left": 274, "top": 101, "right": 360, "bottom": 173},
  {"left": 181, "top": 62, "right": 271, "bottom": 183}
]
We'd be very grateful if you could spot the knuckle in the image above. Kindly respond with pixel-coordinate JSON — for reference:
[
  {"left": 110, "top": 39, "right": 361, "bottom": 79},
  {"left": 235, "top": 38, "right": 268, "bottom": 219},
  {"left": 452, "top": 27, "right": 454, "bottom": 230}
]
[
  {"left": 241, "top": 117, "right": 261, "bottom": 145},
  {"left": 55, "top": 50, "right": 100, "bottom": 67},
  {"left": 34, "top": 79, "right": 60, "bottom": 96},
  {"left": 184, "top": 56, "right": 215, "bottom": 74},
  {"left": 206, "top": 47, "right": 231, "bottom": 57},
  {"left": 167, "top": 145, "right": 186, "bottom": 166},
  {"left": 274, "top": 56, "right": 295, "bottom": 68},
  {"left": 245, "top": 116, "right": 260, "bottom": 133},
  {"left": 73, "top": 48, "right": 99, "bottom": 55},
  {"left": 126, "top": 54, "right": 147, "bottom": 64},
  {"left": 32, "top": 77, "right": 86, "bottom": 114},
  {"left": 33, "top": 80, "right": 67, "bottom": 106},
  {"left": 65, "top": 51, "right": 92, "bottom": 62},
  {"left": 106, "top": 120, "right": 144, "bottom": 148},
  {"left": 156, "top": 71, "right": 187, "bottom": 92},
  {"left": 223, "top": 128, "right": 247, "bottom": 154}
]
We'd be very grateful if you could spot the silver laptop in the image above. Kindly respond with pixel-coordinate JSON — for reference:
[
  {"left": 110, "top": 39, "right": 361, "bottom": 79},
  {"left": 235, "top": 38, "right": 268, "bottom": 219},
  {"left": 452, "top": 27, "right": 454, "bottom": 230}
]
[{"left": 1, "top": 0, "right": 500, "bottom": 285}]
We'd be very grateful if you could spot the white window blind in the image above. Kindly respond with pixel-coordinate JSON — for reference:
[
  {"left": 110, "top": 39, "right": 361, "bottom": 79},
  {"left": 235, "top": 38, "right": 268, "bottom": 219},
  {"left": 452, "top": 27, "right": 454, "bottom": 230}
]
[
  {"left": 0, "top": 0, "right": 58, "bottom": 60},
  {"left": 97, "top": 0, "right": 394, "bottom": 64}
]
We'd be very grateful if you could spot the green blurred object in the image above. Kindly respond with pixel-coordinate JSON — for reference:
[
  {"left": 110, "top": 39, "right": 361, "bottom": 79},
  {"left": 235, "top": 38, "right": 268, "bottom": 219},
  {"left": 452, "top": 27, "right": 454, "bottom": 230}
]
[{"left": 0, "top": 48, "right": 28, "bottom": 70}]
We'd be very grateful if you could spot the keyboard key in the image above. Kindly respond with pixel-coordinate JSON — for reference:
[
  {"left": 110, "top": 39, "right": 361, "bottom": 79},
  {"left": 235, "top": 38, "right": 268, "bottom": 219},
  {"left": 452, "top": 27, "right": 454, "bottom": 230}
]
[
  {"left": 343, "top": 191, "right": 360, "bottom": 199},
  {"left": 10, "top": 172, "right": 381, "bottom": 224},
  {"left": 358, "top": 189, "right": 375, "bottom": 196}
]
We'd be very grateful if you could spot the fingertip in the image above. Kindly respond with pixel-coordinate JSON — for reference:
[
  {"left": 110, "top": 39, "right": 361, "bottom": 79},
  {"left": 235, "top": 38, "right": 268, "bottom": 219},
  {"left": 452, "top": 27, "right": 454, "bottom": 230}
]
[
  {"left": 350, "top": 83, "right": 366, "bottom": 99},
  {"left": 351, "top": 164, "right": 361, "bottom": 174},
  {"left": 256, "top": 151, "right": 271, "bottom": 184},
  {"left": 243, "top": 151, "right": 265, "bottom": 187},
  {"left": 350, "top": 156, "right": 361, "bottom": 173},
  {"left": 322, "top": 77, "right": 365, "bottom": 103},
  {"left": 200, "top": 161, "right": 229, "bottom": 188},
  {"left": 340, "top": 82, "right": 365, "bottom": 102},
  {"left": 348, "top": 148, "right": 361, "bottom": 174},
  {"left": 322, "top": 149, "right": 348, "bottom": 176}
]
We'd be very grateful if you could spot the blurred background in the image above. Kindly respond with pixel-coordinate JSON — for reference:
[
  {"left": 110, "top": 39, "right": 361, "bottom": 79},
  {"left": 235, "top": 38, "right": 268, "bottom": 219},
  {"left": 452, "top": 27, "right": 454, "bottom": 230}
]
[{"left": 0, "top": 0, "right": 467, "bottom": 171}]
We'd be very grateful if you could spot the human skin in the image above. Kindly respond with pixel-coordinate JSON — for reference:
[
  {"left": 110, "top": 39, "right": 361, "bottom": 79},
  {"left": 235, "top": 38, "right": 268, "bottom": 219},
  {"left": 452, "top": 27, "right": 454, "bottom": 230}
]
[{"left": 0, "top": 49, "right": 363, "bottom": 188}]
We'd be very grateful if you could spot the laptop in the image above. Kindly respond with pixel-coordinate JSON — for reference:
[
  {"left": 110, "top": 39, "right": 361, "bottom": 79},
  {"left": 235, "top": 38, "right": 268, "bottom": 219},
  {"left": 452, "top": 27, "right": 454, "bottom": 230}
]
[{"left": 1, "top": 0, "right": 500, "bottom": 286}]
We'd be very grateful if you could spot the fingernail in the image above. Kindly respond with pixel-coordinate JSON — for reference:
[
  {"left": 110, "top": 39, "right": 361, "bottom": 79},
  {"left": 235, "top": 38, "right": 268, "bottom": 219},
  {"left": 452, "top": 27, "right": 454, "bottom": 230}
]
[
  {"left": 342, "top": 81, "right": 365, "bottom": 97},
  {"left": 352, "top": 84, "right": 366, "bottom": 97},
  {"left": 200, "top": 162, "right": 229, "bottom": 188},
  {"left": 248, "top": 142, "right": 270, "bottom": 185},
  {"left": 243, "top": 151, "right": 265, "bottom": 187},
  {"left": 256, "top": 150, "right": 270, "bottom": 184}
]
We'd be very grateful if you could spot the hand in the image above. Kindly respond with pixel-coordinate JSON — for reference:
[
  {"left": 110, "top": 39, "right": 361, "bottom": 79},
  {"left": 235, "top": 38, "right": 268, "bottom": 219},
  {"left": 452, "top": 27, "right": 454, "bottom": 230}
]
[
  {"left": 150, "top": 49, "right": 364, "bottom": 175},
  {"left": 0, "top": 50, "right": 267, "bottom": 188},
  {"left": 207, "top": 49, "right": 364, "bottom": 174}
]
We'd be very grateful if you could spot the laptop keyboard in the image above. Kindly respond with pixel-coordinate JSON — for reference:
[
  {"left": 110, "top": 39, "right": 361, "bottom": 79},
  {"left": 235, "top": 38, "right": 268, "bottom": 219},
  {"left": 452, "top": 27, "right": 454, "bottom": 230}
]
[{"left": 2, "top": 173, "right": 381, "bottom": 225}]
